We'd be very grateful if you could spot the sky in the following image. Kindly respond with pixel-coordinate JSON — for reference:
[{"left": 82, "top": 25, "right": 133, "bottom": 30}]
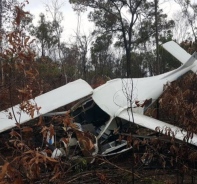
[
  {"left": 21, "top": 0, "right": 181, "bottom": 43},
  {"left": 23, "top": 0, "right": 94, "bottom": 43}
]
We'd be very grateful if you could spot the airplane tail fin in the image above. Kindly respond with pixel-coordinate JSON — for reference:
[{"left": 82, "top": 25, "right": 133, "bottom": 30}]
[{"left": 162, "top": 41, "right": 197, "bottom": 73}]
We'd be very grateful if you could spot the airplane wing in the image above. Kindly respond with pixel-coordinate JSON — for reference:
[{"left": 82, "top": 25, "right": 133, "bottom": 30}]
[
  {"left": 0, "top": 79, "right": 93, "bottom": 133},
  {"left": 117, "top": 109, "right": 197, "bottom": 147}
]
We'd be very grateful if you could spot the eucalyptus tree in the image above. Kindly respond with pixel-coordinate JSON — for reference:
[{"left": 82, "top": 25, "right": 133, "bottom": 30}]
[
  {"left": 69, "top": 0, "right": 155, "bottom": 77},
  {"left": 152, "top": 10, "right": 175, "bottom": 74},
  {"left": 0, "top": 0, "right": 19, "bottom": 85},
  {"left": 171, "top": 11, "right": 190, "bottom": 43},
  {"left": 135, "top": 0, "right": 175, "bottom": 75},
  {"left": 154, "top": 0, "right": 159, "bottom": 73},
  {"left": 75, "top": 33, "right": 94, "bottom": 80},
  {"left": 90, "top": 34, "right": 116, "bottom": 78},
  {"left": 59, "top": 42, "right": 80, "bottom": 82},
  {"left": 31, "top": 13, "right": 59, "bottom": 57},
  {"left": 69, "top": 0, "right": 175, "bottom": 77},
  {"left": 44, "top": 0, "right": 68, "bottom": 83},
  {"left": 175, "top": 0, "right": 197, "bottom": 41}
]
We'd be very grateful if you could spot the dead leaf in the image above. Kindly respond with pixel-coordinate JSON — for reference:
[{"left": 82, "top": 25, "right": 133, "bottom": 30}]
[
  {"left": 49, "top": 171, "right": 61, "bottom": 182},
  {"left": 22, "top": 126, "right": 33, "bottom": 132},
  {"left": 0, "top": 162, "right": 9, "bottom": 179},
  {"left": 37, "top": 116, "right": 44, "bottom": 126},
  {"left": 9, "top": 129, "right": 21, "bottom": 139},
  {"left": 49, "top": 124, "right": 55, "bottom": 139}
]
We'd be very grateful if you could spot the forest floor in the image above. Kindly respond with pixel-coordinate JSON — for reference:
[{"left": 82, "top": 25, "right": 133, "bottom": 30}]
[
  {"left": 0, "top": 140, "right": 196, "bottom": 184},
  {"left": 0, "top": 120, "right": 196, "bottom": 184}
]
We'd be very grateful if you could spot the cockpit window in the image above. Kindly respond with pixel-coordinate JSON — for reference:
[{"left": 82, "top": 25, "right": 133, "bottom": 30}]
[{"left": 71, "top": 98, "right": 110, "bottom": 127}]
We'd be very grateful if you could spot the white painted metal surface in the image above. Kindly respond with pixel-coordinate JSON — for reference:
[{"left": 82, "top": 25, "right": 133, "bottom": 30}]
[
  {"left": 162, "top": 41, "right": 191, "bottom": 65},
  {"left": 92, "top": 41, "right": 197, "bottom": 118},
  {"left": 92, "top": 41, "right": 197, "bottom": 146},
  {"left": 0, "top": 79, "right": 93, "bottom": 132},
  {"left": 163, "top": 41, "right": 197, "bottom": 73},
  {"left": 118, "top": 110, "right": 197, "bottom": 146}
]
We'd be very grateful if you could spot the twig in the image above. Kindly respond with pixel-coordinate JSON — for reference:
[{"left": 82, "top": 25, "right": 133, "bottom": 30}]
[{"left": 97, "top": 157, "right": 140, "bottom": 178}]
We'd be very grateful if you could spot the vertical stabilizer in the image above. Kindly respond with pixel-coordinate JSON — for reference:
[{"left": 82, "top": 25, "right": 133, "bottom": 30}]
[
  {"left": 162, "top": 41, "right": 197, "bottom": 73},
  {"left": 162, "top": 41, "right": 191, "bottom": 64}
]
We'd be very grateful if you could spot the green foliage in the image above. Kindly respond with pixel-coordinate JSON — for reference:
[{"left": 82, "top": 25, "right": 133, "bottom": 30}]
[
  {"left": 30, "top": 13, "right": 59, "bottom": 57},
  {"left": 35, "top": 56, "right": 62, "bottom": 90},
  {"left": 60, "top": 43, "right": 79, "bottom": 81},
  {"left": 73, "top": 158, "right": 88, "bottom": 173},
  {"left": 70, "top": 0, "right": 176, "bottom": 77},
  {"left": 175, "top": 0, "right": 197, "bottom": 41},
  {"left": 90, "top": 34, "right": 117, "bottom": 78}
]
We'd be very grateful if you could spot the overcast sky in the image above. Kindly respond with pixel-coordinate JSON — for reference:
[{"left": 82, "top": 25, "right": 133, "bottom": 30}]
[
  {"left": 21, "top": 0, "right": 94, "bottom": 43},
  {"left": 20, "top": 0, "right": 181, "bottom": 42}
]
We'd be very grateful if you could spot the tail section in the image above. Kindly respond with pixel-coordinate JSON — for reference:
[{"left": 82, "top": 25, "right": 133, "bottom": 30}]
[
  {"left": 162, "top": 41, "right": 197, "bottom": 73},
  {"left": 183, "top": 51, "right": 197, "bottom": 69},
  {"left": 162, "top": 41, "right": 191, "bottom": 64}
]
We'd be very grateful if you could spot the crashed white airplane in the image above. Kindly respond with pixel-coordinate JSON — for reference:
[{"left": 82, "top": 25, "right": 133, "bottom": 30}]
[{"left": 1, "top": 41, "right": 197, "bottom": 156}]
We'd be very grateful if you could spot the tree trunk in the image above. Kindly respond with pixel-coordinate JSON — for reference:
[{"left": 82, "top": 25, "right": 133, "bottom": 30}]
[
  {"left": 155, "top": 0, "right": 159, "bottom": 74},
  {"left": 0, "top": 0, "right": 3, "bottom": 85},
  {"left": 126, "top": 48, "right": 131, "bottom": 78}
]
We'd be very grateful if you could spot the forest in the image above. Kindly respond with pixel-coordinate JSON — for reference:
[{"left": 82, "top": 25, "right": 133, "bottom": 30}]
[{"left": 0, "top": 0, "right": 197, "bottom": 183}]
